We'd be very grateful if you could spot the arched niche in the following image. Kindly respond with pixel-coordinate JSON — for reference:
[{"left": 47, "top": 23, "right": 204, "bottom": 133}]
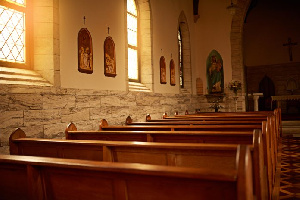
[{"left": 206, "top": 50, "right": 224, "bottom": 94}]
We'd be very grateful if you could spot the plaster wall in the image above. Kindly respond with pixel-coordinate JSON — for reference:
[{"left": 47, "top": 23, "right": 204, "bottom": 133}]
[
  {"left": 194, "top": 0, "right": 233, "bottom": 94},
  {"left": 59, "top": 0, "right": 126, "bottom": 90}
]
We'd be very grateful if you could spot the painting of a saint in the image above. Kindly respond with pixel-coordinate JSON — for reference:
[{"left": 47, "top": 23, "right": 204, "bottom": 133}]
[
  {"left": 206, "top": 50, "right": 224, "bottom": 94},
  {"left": 104, "top": 36, "right": 116, "bottom": 77},
  {"left": 160, "top": 56, "right": 167, "bottom": 84},
  {"left": 170, "top": 59, "right": 176, "bottom": 86},
  {"left": 78, "top": 28, "right": 93, "bottom": 74}
]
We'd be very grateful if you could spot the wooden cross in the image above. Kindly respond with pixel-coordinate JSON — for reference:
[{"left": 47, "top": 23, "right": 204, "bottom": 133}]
[
  {"left": 283, "top": 37, "right": 298, "bottom": 61},
  {"left": 108, "top": 27, "right": 110, "bottom": 35},
  {"left": 83, "top": 16, "right": 86, "bottom": 25}
]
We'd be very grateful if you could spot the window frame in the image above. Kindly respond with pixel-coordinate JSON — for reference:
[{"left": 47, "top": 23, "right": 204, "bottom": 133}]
[
  {"left": 178, "top": 27, "right": 184, "bottom": 88},
  {"left": 127, "top": 0, "right": 140, "bottom": 82},
  {"left": 0, "top": 0, "right": 33, "bottom": 69}
]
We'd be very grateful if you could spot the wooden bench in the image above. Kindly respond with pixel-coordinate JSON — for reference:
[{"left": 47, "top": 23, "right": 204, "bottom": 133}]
[
  {"left": 126, "top": 113, "right": 279, "bottom": 196},
  {"left": 99, "top": 117, "right": 276, "bottom": 182},
  {"left": 0, "top": 149, "right": 253, "bottom": 200},
  {"left": 126, "top": 116, "right": 263, "bottom": 126},
  {"left": 64, "top": 125, "right": 267, "bottom": 200},
  {"left": 99, "top": 119, "right": 263, "bottom": 132},
  {"left": 132, "top": 113, "right": 279, "bottom": 188},
  {"left": 10, "top": 128, "right": 247, "bottom": 171},
  {"left": 146, "top": 115, "right": 268, "bottom": 122},
  {"left": 164, "top": 108, "right": 281, "bottom": 137}
]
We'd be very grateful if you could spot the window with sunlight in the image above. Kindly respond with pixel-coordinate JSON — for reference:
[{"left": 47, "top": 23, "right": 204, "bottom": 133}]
[
  {"left": 127, "top": 0, "right": 139, "bottom": 81},
  {"left": 0, "top": 0, "right": 27, "bottom": 65},
  {"left": 178, "top": 28, "right": 184, "bottom": 88}
]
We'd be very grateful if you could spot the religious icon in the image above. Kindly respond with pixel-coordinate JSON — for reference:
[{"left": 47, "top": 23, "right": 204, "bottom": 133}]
[
  {"left": 78, "top": 28, "right": 93, "bottom": 74},
  {"left": 160, "top": 56, "right": 167, "bottom": 84},
  {"left": 170, "top": 59, "right": 176, "bottom": 86},
  {"left": 104, "top": 36, "right": 116, "bottom": 77},
  {"left": 206, "top": 50, "right": 224, "bottom": 94}
]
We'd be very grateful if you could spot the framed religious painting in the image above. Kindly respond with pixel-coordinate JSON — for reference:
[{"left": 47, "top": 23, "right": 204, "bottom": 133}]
[
  {"left": 78, "top": 28, "right": 93, "bottom": 74},
  {"left": 160, "top": 56, "right": 167, "bottom": 84},
  {"left": 170, "top": 59, "right": 176, "bottom": 86},
  {"left": 206, "top": 50, "right": 224, "bottom": 94},
  {"left": 104, "top": 36, "right": 116, "bottom": 77}
]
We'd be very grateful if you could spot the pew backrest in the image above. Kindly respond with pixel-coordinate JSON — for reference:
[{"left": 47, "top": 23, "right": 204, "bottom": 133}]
[{"left": 0, "top": 148, "right": 253, "bottom": 200}]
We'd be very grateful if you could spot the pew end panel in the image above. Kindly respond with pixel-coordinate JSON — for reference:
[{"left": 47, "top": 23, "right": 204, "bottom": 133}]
[
  {"left": 65, "top": 122, "right": 78, "bottom": 139},
  {"left": 252, "top": 129, "right": 268, "bottom": 200},
  {"left": 9, "top": 128, "right": 26, "bottom": 155},
  {"left": 146, "top": 114, "right": 151, "bottom": 121},
  {"left": 99, "top": 119, "right": 109, "bottom": 130},
  {"left": 237, "top": 145, "right": 253, "bottom": 200},
  {"left": 125, "top": 116, "right": 132, "bottom": 125}
]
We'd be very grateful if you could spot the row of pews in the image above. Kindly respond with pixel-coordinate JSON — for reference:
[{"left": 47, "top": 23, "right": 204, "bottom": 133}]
[{"left": 1, "top": 109, "right": 281, "bottom": 200}]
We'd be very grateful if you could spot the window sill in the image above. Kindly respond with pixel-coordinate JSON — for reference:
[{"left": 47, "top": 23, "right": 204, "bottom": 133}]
[
  {"left": 0, "top": 67, "right": 52, "bottom": 87},
  {"left": 128, "top": 81, "right": 151, "bottom": 92}
]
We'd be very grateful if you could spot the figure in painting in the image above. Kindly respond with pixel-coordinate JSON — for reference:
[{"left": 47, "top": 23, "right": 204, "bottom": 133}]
[
  {"left": 78, "top": 28, "right": 93, "bottom": 74},
  {"left": 105, "top": 53, "right": 115, "bottom": 74},
  {"left": 170, "top": 59, "right": 176, "bottom": 86},
  {"left": 104, "top": 36, "right": 117, "bottom": 77},
  {"left": 79, "top": 46, "right": 92, "bottom": 70},
  {"left": 160, "top": 56, "right": 167, "bottom": 84},
  {"left": 206, "top": 50, "right": 224, "bottom": 94},
  {"left": 161, "top": 66, "right": 166, "bottom": 83}
]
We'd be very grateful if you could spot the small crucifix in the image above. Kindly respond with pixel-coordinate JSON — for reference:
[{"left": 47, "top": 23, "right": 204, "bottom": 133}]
[{"left": 283, "top": 37, "right": 298, "bottom": 61}]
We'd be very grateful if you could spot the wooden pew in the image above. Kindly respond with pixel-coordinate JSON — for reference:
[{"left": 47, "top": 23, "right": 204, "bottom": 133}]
[
  {"left": 66, "top": 129, "right": 254, "bottom": 145},
  {"left": 162, "top": 109, "right": 280, "bottom": 135},
  {"left": 0, "top": 148, "right": 253, "bottom": 200},
  {"left": 99, "top": 117, "right": 275, "bottom": 182},
  {"left": 64, "top": 125, "right": 267, "bottom": 200},
  {"left": 99, "top": 119, "right": 263, "bottom": 132},
  {"left": 10, "top": 128, "right": 245, "bottom": 171},
  {"left": 10, "top": 128, "right": 266, "bottom": 199},
  {"left": 138, "top": 112, "right": 279, "bottom": 197},
  {"left": 163, "top": 108, "right": 281, "bottom": 139},
  {"left": 146, "top": 115, "right": 268, "bottom": 122},
  {"left": 126, "top": 116, "right": 263, "bottom": 126}
]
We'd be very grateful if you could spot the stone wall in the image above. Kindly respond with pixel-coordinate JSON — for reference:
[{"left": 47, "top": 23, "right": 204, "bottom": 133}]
[
  {"left": 0, "top": 84, "right": 200, "bottom": 154},
  {"left": 246, "top": 62, "right": 300, "bottom": 112},
  {"left": 0, "top": 84, "right": 244, "bottom": 155}
]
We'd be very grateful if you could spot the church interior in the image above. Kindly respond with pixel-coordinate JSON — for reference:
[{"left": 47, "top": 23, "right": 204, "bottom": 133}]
[{"left": 0, "top": 0, "right": 299, "bottom": 199}]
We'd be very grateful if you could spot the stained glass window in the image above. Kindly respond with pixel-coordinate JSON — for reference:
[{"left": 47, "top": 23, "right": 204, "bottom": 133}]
[
  {"left": 178, "top": 28, "right": 184, "bottom": 88},
  {"left": 127, "top": 0, "right": 138, "bottom": 81},
  {"left": 0, "top": 0, "right": 26, "bottom": 64}
]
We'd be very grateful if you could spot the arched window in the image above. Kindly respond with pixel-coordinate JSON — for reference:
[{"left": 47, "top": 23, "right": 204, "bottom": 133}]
[
  {"left": 178, "top": 27, "right": 184, "bottom": 88},
  {"left": 0, "top": 0, "right": 32, "bottom": 68},
  {"left": 178, "top": 11, "right": 192, "bottom": 94},
  {"left": 127, "top": 0, "right": 139, "bottom": 81}
]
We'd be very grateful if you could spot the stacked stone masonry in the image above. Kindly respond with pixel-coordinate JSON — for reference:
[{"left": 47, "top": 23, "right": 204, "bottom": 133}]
[{"left": 0, "top": 84, "right": 245, "bottom": 155}]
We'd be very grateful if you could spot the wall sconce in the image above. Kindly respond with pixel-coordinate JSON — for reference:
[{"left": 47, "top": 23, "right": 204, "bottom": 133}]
[{"left": 227, "top": 0, "right": 237, "bottom": 15}]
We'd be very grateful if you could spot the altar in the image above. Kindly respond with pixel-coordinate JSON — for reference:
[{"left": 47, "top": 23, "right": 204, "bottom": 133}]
[{"left": 271, "top": 95, "right": 300, "bottom": 113}]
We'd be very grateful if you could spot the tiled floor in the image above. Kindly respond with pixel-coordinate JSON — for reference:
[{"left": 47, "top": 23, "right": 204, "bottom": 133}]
[{"left": 279, "top": 136, "right": 300, "bottom": 200}]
